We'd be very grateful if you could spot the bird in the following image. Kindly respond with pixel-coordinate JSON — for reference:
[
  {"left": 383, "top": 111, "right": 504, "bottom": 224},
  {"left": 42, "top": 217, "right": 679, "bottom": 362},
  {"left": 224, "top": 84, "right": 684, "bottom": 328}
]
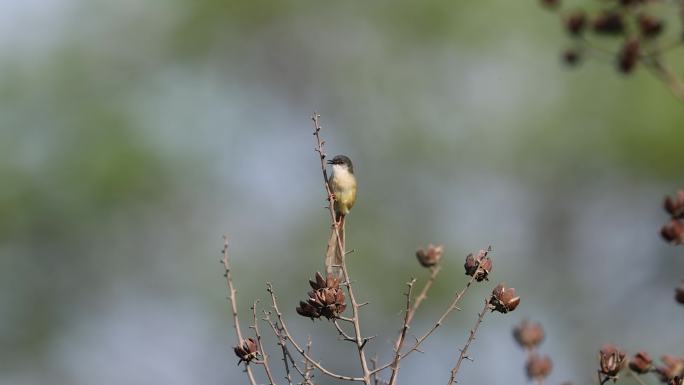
[{"left": 325, "top": 155, "right": 357, "bottom": 278}]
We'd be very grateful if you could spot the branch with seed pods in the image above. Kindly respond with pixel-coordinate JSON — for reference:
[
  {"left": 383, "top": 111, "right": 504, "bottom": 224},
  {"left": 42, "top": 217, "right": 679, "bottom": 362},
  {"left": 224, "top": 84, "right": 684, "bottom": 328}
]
[
  {"left": 221, "top": 113, "right": 522, "bottom": 384},
  {"left": 540, "top": 0, "right": 684, "bottom": 103}
]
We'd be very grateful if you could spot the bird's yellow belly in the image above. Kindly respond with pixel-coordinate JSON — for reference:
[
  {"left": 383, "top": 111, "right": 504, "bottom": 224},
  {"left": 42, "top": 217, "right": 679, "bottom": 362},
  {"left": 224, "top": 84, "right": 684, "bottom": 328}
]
[{"left": 330, "top": 174, "right": 357, "bottom": 216}]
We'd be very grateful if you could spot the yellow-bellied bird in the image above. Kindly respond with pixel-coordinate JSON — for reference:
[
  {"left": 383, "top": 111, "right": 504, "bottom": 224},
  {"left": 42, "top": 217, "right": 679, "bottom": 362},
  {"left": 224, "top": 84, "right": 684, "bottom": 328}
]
[{"left": 325, "top": 155, "right": 357, "bottom": 278}]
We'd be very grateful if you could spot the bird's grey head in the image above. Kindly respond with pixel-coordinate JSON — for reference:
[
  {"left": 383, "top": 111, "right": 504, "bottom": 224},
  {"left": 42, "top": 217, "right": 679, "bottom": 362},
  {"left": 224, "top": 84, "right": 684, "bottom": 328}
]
[{"left": 327, "top": 155, "right": 354, "bottom": 174}]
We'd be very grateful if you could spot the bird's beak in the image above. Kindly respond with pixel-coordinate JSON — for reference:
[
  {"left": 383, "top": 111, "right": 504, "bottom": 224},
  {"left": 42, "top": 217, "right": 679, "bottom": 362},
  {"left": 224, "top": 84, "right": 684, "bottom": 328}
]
[{"left": 326, "top": 159, "right": 334, "bottom": 165}]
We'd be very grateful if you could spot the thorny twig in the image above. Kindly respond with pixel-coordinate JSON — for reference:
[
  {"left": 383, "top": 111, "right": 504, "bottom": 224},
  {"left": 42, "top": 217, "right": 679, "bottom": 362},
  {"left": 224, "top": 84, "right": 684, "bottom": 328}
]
[
  {"left": 388, "top": 264, "right": 442, "bottom": 375},
  {"left": 446, "top": 297, "right": 492, "bottom": 385},
  {"left": 251, "top": 301, "right": 277, "bottom": 384},
  {"left": 221, "top": 237, "right": 258, "bottom": 385},
  {"left": 388, "top": 278, "right": 416, "bottom": 385},
  {"left": 263, "top": 312, "right": 308, "bottom": 384},
  {"left": 409, "top": 265, "right": 443, "bottom": 323}
]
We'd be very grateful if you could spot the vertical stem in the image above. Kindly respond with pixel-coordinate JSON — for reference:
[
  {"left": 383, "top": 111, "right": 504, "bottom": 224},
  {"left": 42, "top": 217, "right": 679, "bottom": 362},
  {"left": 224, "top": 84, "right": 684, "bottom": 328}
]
[
  {"left": 409, "top": 265, "right": 442, "bottom": 322},
  {"left": 312, "top": 113, "right": 372, "bottom": 385}
]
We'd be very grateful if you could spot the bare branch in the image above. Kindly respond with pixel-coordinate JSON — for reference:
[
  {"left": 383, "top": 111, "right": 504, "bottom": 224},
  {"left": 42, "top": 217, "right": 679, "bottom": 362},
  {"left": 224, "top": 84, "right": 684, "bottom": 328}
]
[
  {"left": 263, "top": 312, "right": 307, "bottom": 384},
  {"left": 410, "top": 265, "right": 442, "bottom": 320},
  {"left": 220, "top": 236, "right": 258, "bottom": 385},
  {"left": 251, "top": 301, "right": 277, "bottom": 385},
  {"left": 388, "top": 278, "right": 416, "bottom": 385},
  {"left": 390, "top": 264, "right": 442, "bottom": 355},
  {"left": 446, "top": 297, "right": 492, "bottom": 385}
]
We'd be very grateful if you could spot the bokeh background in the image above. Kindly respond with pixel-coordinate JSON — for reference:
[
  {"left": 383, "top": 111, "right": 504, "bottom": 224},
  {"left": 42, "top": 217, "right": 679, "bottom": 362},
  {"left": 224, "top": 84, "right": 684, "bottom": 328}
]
[{"left": 2, "top": 1, "right": 683, "bottom": 384}]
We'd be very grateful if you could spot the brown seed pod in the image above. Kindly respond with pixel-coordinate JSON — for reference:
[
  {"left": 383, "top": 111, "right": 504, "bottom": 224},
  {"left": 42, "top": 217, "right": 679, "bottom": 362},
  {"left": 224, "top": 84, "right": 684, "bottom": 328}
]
[
  {"left": 234, "top": 338, "right": 259, "bottom": 365},
  {"left": 490, "top": 283, "right": 520, "bottom": 313},
  {"left": 598, "top": 344, "right": 626, "bottom": 379},
  {"left": 513, "top": 320, "right": 545, "bottom": 350}
]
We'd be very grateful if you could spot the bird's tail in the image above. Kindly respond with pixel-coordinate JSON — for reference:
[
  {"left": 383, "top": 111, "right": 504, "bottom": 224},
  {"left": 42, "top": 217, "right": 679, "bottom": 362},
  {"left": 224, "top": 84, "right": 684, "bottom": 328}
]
[{"left": 325, "top": 216, "right": 345, "bottom": 279}]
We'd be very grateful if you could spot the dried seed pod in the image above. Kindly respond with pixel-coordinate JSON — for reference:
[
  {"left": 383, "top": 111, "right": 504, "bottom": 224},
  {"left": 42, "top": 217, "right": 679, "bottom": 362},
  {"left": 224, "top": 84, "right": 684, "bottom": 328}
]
[
  {"left": 661, "top": 219, "right": 684, "bottom": 245},
  {"left": 296, "top": 300, "right": 321, "bottom": 319},
  {"left": 540, "top": 0, "right": 560, "bottom": 9},
  {"left": 513, "top": 320, "right": 545, "bottom": 350},
  {"left": 629, "top": 351, "right": 653, "bottom": 374},
  {"left": 599, "top": 344, "right": 627, "bottom": 379},
  {"left": 619, "top": 0, "right": 645, "bottom": 6},
  {"left": 416, "top": 244, "right": 444, "bottom": 267},
  {"left": 562, "top": 49, "right": 582, "bottom": 67},
  {"left": 617, "top": 38, "right": 640, "bottom": 74},
  {"left": 490, "top": 283, "right": 520, "bottom": 313},
  {"left": 656, "top": 355, "right": 684, "bottom": 382},
  {"left": 297, "top": 272, "right": 347, "bottom": 320},
  {"left": 676, "top": 281, "right": 684, "bottom": 305},
  {"left": 464, "top": 247, "right": 493, "bottom": 281},
  {"left": 565, "top": 11, "right": 587, "bottom": 36},
  {"left": 526, "top": 354, "right": 553, "bottom": 380},
  {"left": 234, "top": 338, "right": 259, "bottom": 365},
  {"left": 638, "top": 14, "right": 664, "bottom": 39},
  {"left": 593, "top": 11, "right": 625, "bottom": 35},
  {"left": 664, "top": 190, "right": 684, "bottom": 219}
]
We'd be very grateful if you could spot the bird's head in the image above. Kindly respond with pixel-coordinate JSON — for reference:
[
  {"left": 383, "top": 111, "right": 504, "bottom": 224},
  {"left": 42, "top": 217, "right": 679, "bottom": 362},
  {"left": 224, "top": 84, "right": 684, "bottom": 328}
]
[{"left": 327, "top": 155, "right": 354, "bottom": 174}]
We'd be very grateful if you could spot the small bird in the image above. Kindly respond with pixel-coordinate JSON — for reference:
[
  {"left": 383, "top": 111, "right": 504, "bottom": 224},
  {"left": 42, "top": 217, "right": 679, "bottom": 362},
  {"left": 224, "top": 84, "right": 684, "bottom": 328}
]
[{"left": 325, "top": 155, "right": 357, "bottom": 278}]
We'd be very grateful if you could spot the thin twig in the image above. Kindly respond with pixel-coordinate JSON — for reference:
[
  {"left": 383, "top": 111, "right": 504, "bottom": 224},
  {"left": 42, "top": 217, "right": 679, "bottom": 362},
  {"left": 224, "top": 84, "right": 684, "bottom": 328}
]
[
  {"left": 333, "top": 320, "right": 356, "bottom": 342},
  {"left": 221, "top": 237, "right": 258, "bottom": 385},
  {"left": 312, "top": 113, "right": 372, "bottom": 385},
  {"left": 304, "top": 336, "right": 314, "bottom": 385},
  {"left": 371, "top": 356, "right": 379, "bottom": 385},
  {"left": 267, "top": 283, "right": 364, "bottom": 382},
  {"left": 277, "top": 322, "right": 295, "bottom": 385},
  {"left": 251, "top": 301, "right": 277, "bottom": 385},
  {"left": 410, "top": 265, "right": 442, "bottom": 321},
  {"left": 446, "top": 297, "right": 492, "bottom": 385},
  {"left": 387, "top": 278, "right": 416, "bottom": 385},
  {"left": 263, "top": 312, "right": 308, "bottom": 384},
  {"left": 391, "top": 264, "right": 442, "bottom": 353},
  {"left": 371, "top": 259, "right": 485, "bottom": 375},
  {"left": 643, "top": 56, "right": 684, "bottom": 102},
  {"left": 627, "top": 369, "right": 648, "bottom": 385}
]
